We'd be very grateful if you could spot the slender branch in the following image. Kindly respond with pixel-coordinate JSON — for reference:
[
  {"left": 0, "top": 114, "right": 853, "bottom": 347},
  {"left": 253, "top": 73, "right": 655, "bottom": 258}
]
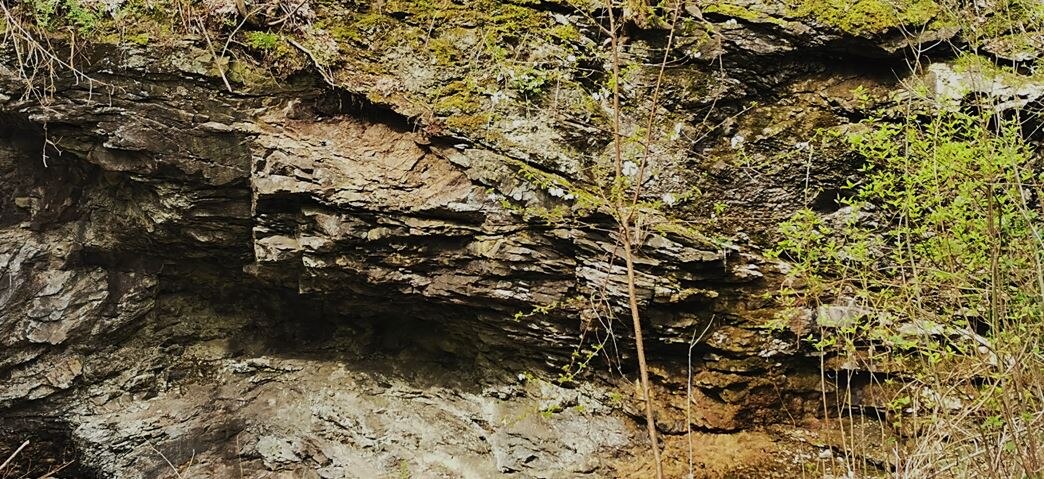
[
  {"left": 627, "top": 0, "right": 683, "bottom": 217},
  {"left": 286, "top": 37, "right": 335, "bottom": 87},
  {"left": 148, "top": 442, "right": 184, "bottom": 479},
  {"left": 604, "top": 1, "right": 663, "bottom": 476},
  {"left": 0, "top": 440, "right": 29, "bottom": 472},
  {"left": 606, "top": 2, "right": 624, "bottom": 182},
  {"left": 197, "top": 18, "right": 233, "bottom": 93},
  {"left": 687, "top": 316, "right": 714, "bottom": 478}
]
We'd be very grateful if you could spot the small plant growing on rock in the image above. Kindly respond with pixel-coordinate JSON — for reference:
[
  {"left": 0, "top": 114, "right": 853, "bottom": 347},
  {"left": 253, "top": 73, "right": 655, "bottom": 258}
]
[{"left": 244, "top": 30, "right": 280, "bottom": 51}]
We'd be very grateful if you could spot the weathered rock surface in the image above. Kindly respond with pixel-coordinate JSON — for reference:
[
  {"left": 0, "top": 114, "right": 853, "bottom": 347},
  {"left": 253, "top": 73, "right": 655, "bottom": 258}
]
[{"left": 1, "top": 0, "right": 1040, "bottom": 477}]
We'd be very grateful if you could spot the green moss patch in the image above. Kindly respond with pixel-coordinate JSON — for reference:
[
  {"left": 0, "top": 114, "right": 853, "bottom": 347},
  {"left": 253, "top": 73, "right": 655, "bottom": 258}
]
[{"left": 788, "top": 0, "right": 940, "bottom": 35}]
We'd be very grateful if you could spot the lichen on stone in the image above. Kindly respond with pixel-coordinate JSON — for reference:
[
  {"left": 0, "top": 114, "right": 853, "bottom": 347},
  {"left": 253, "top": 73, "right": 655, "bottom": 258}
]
[{"left": 703, "top": 3, "right": 791, "bottom": 27}]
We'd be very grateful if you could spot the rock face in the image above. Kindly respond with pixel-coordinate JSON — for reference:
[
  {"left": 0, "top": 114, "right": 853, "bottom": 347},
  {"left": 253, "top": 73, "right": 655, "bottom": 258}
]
[{"left": 1, "top": 1, "right": 1039, "bottom": 477}]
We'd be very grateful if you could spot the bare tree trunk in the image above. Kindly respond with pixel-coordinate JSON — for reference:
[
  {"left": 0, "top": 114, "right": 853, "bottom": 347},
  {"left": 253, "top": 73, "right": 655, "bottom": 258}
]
[
  {"left": 621, "top": 221, "right": 664, "bottom": 479},
  {"left": 605, "top": 0, "right": 663, "bottom": 474}
]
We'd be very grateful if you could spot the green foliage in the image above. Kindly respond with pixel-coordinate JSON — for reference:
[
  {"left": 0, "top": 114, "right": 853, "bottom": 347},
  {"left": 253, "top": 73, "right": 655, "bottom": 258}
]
[
  {"left": 26, "top": 0, "right": 100, "bottom": 32},
  {"left": 27, "top": 0, "right": 59, "bottom": 26},
  {"left": 779, "top": 109, "right": 1041, "bottom": 325},
  {"left": 539, "top": 404, "right": 562, "bottom": 419},
  {"left": 244, "top": 31, "right": 281, "bottom": 52},
  {"left": 557, "top": 342, "right": 603, "bottom": 386},
  {"left": 510, "top": 66, "right": 552, "bottom": 98},
  {"left": 775, "top": 101, "right": 1044, "bottom": 473},
  {"left": 512, "top": 298, "right": 573, "bottom": 321},
  {"left": 63, "top": 0, "right": 100, "bottom": 33},
  {"left": 711, "top": 201, "right": 728, "bottom": 217},
  {"left": 11, "top": 0, "right": 177, "bottom": 42}
]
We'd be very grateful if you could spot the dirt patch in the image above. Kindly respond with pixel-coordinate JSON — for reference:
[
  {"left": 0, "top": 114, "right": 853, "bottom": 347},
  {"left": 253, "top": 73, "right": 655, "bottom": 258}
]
[{"left": 611, "top": 430, "right": 814, "bottom": 478}]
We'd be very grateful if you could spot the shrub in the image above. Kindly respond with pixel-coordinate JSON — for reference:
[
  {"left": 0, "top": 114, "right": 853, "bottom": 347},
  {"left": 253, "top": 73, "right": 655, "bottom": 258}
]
[{"left": 775, "top": 103, "right": 1044, "bottom": 476}]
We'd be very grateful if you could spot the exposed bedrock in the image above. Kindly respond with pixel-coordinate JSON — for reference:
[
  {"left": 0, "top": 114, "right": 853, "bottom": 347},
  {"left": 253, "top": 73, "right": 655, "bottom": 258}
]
[{"left": 2, "top": 1, "right": 1040, "bottom": 477}]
